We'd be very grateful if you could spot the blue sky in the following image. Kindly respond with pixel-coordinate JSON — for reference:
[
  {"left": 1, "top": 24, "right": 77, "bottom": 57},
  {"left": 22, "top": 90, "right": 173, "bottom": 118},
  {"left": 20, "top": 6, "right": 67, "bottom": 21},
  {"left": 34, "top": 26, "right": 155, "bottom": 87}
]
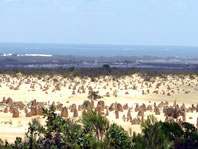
[{"left": 0, "top": 0, "right": 198, "bottom": 46}]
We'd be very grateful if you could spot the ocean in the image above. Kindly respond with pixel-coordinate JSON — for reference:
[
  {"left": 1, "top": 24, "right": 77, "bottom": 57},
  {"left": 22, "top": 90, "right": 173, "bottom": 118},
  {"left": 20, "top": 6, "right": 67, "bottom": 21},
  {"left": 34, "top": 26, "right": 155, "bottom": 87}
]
[{"left": 0, "top": 43, "right": 198, "bottom": 57}]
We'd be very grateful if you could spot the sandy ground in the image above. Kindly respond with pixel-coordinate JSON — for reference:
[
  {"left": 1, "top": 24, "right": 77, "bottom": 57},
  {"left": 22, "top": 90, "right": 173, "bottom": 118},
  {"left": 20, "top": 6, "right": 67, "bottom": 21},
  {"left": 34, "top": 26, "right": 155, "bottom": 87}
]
[{"left": 0, "top": 73, "right": 198, "bottom": 143}]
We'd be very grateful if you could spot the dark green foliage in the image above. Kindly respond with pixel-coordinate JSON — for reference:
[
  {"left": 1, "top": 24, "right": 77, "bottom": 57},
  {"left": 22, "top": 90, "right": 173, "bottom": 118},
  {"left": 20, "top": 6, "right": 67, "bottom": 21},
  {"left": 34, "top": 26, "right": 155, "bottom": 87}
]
[
  {"left": 81, "top": 110, "right": 109, "bottom": 141},
  {"left": 1, "top": 67, "right": 198, "bottom": 81},
  {"left": 132, "top": 115, "right": 174, "bottom": 149},
  {"left": 158, "top": 122, "right": 184, "bottom": 143},
  {"left": 182, "top": 122, "right": 197, "bottom": 133},
  {"left": 38, "top": 106, "right": 97, "bottom": 148},
  {"left": 156, "top": 121, "right": 198, "bottom": 149},
  {"left": 12, "top": 137, "right": 27, "bottom": 149},
  {"left": 68, "top": 66, "right": 76, "bottom": 72},
  {"left": 105, "top": 123, "right": 131, "bottom": 148},
  {"left": 181, "top": 122, "right": 198, "bottom": 148},
  {"left": 68, "top": 67, "right": 79, "bottom": 76},
  {"left": 102, "top": 64, "right": 110, "bottom": 69}
]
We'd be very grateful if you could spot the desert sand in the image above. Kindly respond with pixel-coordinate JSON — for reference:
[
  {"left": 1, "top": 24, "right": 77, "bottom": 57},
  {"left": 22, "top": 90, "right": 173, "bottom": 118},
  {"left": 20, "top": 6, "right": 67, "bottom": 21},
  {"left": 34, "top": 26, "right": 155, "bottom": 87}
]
[{"left": 0, "top": 73, "right": 198, "bottom": 143}]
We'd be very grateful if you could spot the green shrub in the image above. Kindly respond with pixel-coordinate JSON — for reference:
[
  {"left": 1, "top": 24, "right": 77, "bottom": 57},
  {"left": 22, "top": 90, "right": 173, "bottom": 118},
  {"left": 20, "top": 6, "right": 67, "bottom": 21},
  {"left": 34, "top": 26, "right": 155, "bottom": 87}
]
[
  {"left": 105, "top": 123, "right": 131, "bottom": 148},
  {"left": 81, "top": 110, "right": 109, "bottom": 141}
]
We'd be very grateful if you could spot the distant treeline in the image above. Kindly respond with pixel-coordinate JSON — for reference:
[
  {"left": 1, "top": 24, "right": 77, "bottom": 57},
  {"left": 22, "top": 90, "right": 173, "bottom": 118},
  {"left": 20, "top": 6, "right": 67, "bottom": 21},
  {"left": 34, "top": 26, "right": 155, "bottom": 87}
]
[{"left": 0, "top": 67, "right": 198, "bottom": 79}]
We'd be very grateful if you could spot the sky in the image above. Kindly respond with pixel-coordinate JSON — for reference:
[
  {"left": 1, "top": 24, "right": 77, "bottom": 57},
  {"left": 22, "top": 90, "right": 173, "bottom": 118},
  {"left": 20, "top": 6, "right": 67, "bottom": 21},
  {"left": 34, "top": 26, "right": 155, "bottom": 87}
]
[{"left": 0, "top": 0, "right": 198, "bottom": 46}]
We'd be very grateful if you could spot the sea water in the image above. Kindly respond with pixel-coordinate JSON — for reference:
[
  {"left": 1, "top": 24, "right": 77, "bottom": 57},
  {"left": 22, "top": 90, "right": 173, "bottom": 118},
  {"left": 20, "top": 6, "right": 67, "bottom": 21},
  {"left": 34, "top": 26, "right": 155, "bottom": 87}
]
[{"left": 0, "top": 43, "right": 198, "bottom": 57}]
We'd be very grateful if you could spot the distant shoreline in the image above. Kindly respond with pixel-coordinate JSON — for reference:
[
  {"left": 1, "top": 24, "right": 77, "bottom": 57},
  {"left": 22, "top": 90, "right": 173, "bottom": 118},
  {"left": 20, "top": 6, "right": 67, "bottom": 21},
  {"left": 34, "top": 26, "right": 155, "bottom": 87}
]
[{"left": 0, "top": 43, "right": 198, "bottom": 57}]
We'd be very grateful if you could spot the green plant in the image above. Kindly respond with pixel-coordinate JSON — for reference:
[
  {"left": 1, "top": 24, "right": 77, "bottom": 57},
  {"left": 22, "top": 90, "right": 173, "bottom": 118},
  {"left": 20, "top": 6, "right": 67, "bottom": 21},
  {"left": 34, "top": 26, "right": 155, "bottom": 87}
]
[
  {"left": 81, "top": 110, "right": 109, "bottom": 141},
  {"left": 105, "top": 123, "right": 131, "bottom": 148},
  {"left": 132, "top": 115, "right": 174, "bottom": 149}
]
